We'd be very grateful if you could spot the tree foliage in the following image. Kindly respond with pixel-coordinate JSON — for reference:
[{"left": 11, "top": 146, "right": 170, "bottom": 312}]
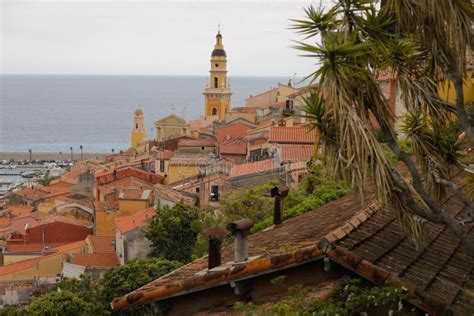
[
  {"left": 25, "top": 290, "right": 102, "bottom": 316},
  {"left": 292, "top": 0, "right": 474, "bottom": 255},
  {"left": 144, "top": 202, "right": 201, "bottom": 263},
  {"left": 100, "top": 258, "right": 182, "bottom": 312},
  {"left": 220, "top": 182, "right": 276, "bottom": 222}
]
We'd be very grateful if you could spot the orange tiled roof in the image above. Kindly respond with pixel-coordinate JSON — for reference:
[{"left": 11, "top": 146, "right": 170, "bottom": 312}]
[
  {"left": 220, "top": 139, "right": 248, "bottom": 155},
  {"left": 154, "top": 184, "right": 196, "bottom": 206},
  {"left": 11, "top": 187, "right": 49, "bottom": 202},
  {"left": 154, "top": 149, "right": 175, "bottom": 160},
  {"left": 7, "top": 205, "right": 35, "bottom": 218},
  {"left": 0, "top": 213, "right": 46, "bottom": 237},
  {"left": 60, "top": 171, "right": 81, "bottom": 184},
  {"left": 86, "top": 235, "right": 115, "bottom": 254},
  {"left": 51, "top": 240, "right": 86, "bottom": 253},
  {"left": 229, "top": 159, "right": 281, "bottom": 178},
  {"left": 0, "top": 257, "right": 42, "bottom": 276},
  {"left": 216, "top": 123, "right": 255, "bottom": 143},
  {"left": 115, "top": 207, "right": 155, "bottom": 234},
  {"left": 98, "top": 177, "right": 154, "bottom": 197},
  {"left": 71, "top": 253, "right": 119, "bottom": 268},
  {"left": 28, "top": 215, "right": 91, "bottom": 229},
  {"left": 5, "top": 243, "right": 63, "bottom": 253},
  {"left": 279, "top": 145, "right": 315, "bottom": 162},
  {"left": 118, "top": 188, "right": 152, "bottom": 200},
  {"left": 178, "top": 139, "right": 216, "bottom": 148},
  {"left": 268, "top": 126, "right": 316, "bottom": 144}
]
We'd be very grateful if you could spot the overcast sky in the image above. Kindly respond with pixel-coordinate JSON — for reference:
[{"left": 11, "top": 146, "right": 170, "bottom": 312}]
[{"left": 1, "top": 0, "right": 324, "bottom": 76}]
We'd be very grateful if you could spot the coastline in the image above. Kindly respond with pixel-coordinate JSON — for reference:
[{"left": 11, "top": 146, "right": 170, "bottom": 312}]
[{"left": 0, "top": 152, "right": 107, "bottom": 161}]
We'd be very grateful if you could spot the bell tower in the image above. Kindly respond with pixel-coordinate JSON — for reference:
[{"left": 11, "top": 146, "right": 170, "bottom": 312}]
[
  {"left": 204, "top": 28, "right": 232, "bottom": 119},
  {"left": 131, "top": 106, "right": 146, "bottom": 148}
]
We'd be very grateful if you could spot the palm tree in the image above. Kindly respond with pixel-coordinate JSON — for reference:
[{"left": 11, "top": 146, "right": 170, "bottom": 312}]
[{"left": 292, "top": 0, "right": 474, "bottom": 255}]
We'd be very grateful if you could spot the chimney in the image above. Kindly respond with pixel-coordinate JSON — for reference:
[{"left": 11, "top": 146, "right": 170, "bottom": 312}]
[
  {"left": 204, "top": 226, "right": 228, "bottom": 269},
  {"left": 270, "top": 187, "right": 289, "bottom": 226},
  {"left": 226, "top": 219, "right": 254, "bottom": 263}
]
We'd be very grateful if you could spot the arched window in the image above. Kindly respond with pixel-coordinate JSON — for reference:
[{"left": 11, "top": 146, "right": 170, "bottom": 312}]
[
  {"left": 136, "top": 123, "right": 138, "bottom": 129},
  {"left": 214, "top": 77, "right": 218, "bottom": 88},
  {"left": 212, "top": 107, "right": 218, "bottom": 116}
]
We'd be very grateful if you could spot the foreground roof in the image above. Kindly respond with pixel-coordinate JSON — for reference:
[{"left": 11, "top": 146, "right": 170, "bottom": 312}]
[{"left": 112, "top": 190, "right": 474, "bottom": 315}]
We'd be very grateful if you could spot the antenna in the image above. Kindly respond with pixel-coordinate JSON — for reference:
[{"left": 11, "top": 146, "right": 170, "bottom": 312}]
[{"left": 218, "top": 21, "right": 221, "bottom": 33}]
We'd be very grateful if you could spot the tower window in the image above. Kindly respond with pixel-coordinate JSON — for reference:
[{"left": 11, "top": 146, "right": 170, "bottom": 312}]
[
  {"left": 215, "top": 63, "right": 219, "bottom": 68},
  {"left": 136, "top": 123, "right": 138, "bottom": 129},
  {"left": 214, "top": 77, "right": 218, "bottom": 88},
  {"left": 212, "top": 107, "right": 217, "bottom": 116}
]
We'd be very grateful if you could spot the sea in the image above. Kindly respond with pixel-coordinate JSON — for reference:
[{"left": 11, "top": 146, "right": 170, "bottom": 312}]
[{"left": 0, "top": 75, "right": 293, "bottom": 154}]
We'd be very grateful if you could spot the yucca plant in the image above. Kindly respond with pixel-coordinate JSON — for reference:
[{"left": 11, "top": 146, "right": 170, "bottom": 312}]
[{"left": 293, "top": 0, "right": 474, "bottom": 255}]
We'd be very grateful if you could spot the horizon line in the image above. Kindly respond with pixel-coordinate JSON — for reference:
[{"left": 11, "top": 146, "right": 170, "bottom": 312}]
[{"left": 0, "top": 73, "right": 300, "bottom": 78}]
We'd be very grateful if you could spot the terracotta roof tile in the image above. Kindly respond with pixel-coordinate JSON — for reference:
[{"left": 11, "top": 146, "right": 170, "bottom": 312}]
[
  {"left": 71, "top": 253, "right": 119, "bottom": 268},
  {"left": 86, "top": 235, "right": 115, "bottom": 254},
  {"left": 178, "top": 139, "right": 216, "bottom": 147},
  {"left": 115, "top": 207, "right": 155, "bottom": 234},
  {"left": 153, "top": 149, "right": 175, "bottom": 160},
  {"left": 219, "top": 139, "right": 247, "bottom": 155},
  {"left": 112, "top": 182, "right": 474, "bottom": 315},
  {"left": 6, "top": 205, "right": 35, "bottom": 218},
  {"left": 154, "top": 184, "right": 197, "bottom": 206},
  {"left": 216, "top": 123, "right": 256, "bottom": 143},
  {"left": 11, "top": 187, "right": 49, "bottom": 202},
  {"left": 118, "top": 188, "right": 152, "bottom": 200},
  {"left": 268, "top": 126, "right": 316, "bottom": 144},
  {"left": 98, "top": 177, "right": 154, "bottom": 197},
  {"left": 112, "top": 192, "right": 371, "bottom": 310},
  {"left": 28, "top": 215, "right": 91, "bottom": 229},
  {"left": 279, "top": 145, "right": 315, "bottom": 162}
]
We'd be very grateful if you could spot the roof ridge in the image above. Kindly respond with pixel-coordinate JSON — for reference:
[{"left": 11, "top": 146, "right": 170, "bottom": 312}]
[{"left": 323, "top": 202, "right": 379, "bottom": 244}]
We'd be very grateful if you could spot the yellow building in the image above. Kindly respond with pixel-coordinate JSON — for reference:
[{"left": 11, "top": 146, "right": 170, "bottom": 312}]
[
  {"left": 154, "top": 114, "right": 190, "bottom": 141},
  {"left": 167, "top": 157, "right": 209, "bottom": 184},
  {"left": 131, "top": 106, "right": 147, "bottom": 148},
  {"left": 204, "top": 30, "right": 232, "bottom": 119},
  {"left": 438, "top": 69, "right": 474, "bottom": 103}
]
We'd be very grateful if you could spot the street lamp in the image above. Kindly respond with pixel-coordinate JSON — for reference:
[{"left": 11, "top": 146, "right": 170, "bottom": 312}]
[
  {"left": 28, "top": 149, "right": 32, "bottom": 162},
  {"left": 70, "top": 147, "right": 73, "bottom": 162},
  {"left": 80, "top": 145, "right": 83, "bottom": 161}
]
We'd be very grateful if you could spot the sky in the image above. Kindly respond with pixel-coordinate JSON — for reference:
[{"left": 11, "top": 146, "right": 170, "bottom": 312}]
[{"left": 0, "top": 0, "right": 324, "bottom": 77}]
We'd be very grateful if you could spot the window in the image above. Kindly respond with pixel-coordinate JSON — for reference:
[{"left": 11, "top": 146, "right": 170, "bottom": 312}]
[
  {"left": 214, "top": 77, "right": 218, "bottom": 88},
  {"left": 215, "top": 63, "right": 219, "bottom": 68},
  {"left": 196, "top": 187, "right": 200, "bottom": 193},
  {"left": 159, "top": 160, "right": 165, "bottom": 172},
  {"left": 212, "top": 107, "right": 217, "bottom": 116},
  {"left": 210, "top": 185, "right": 219, "bottom": 201},
  {"left": 135, "top": 123, "right": 138, "bottom": 129}
]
